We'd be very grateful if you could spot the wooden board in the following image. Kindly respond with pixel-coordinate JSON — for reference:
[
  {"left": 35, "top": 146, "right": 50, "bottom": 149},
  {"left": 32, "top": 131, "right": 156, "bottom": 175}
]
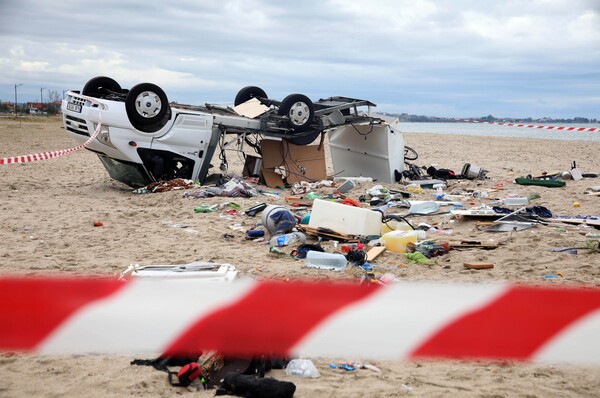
[
  {"left": 366, "top": 246, "right": 386, "bottom": 262},
  {"left": 474, "top": 221, "right": 496, "bottom": 227},
  {"left": 464, "top": 262, "right": 495, "bottom": 270},
  {"left": 285, "top": 197, "right": 314, "bottom": 206},
  {"left": 233, "top": 98, "right": 269, "bottom": 118},
  {"left": 449, "top": 241, "right": 499, "bottom": 250},
  {"left": 298, "top": 225, "right": 359, "bottom": 242}
]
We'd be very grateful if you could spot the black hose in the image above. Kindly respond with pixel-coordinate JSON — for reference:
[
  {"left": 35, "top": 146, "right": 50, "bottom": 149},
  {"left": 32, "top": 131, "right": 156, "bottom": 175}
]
[{"left": 381, "top": 213, "right": 416, "bottom": 230}]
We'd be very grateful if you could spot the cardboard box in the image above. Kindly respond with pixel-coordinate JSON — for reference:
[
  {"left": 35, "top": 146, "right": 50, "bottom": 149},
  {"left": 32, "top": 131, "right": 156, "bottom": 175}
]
[{"left": 260, "top": 138, "right": 327, "bottom": 188}]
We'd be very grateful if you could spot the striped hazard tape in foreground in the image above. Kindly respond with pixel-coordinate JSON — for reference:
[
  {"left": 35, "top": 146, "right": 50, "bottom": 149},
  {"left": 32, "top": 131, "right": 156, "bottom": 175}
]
[{"left": 2, "top": 276, "right": 600, "bottom": 363}]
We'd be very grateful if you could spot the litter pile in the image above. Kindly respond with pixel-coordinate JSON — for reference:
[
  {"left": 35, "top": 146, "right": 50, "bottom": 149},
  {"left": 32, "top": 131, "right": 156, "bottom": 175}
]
[{"left": 121, "top": 154, "right": 599, "bottom": 396}]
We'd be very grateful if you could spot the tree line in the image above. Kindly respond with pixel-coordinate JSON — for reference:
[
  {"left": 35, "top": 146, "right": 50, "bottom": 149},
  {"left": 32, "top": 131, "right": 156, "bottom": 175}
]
[{"left": 387, "top": 112, "right": 598, "bottom": 124}]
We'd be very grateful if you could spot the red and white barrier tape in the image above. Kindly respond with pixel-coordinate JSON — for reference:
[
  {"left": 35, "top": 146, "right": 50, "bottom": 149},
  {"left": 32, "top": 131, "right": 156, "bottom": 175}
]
[
  {"left": 461, "top": 119, "right": 599, "bottom": 132},
  {"left": 0, "top": 100, "right": 102, "bottom": 165},
  {"left": 2, "top": 276, "right": 600, "bottom": 363}
]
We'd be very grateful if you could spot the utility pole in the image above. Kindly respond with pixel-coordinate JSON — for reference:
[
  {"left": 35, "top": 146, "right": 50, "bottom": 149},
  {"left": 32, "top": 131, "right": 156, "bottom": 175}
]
[
  {"left": 14, "top": 83, "right": 23, "bottom": 117},
  {"left": 40, "top": 86, "right": 46, "bottom": 115}
]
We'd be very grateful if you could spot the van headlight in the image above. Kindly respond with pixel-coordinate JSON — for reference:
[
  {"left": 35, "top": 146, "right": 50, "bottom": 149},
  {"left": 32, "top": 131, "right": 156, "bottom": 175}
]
[{"left": 95, "top": 124, "right": 115, "bottom": 148}]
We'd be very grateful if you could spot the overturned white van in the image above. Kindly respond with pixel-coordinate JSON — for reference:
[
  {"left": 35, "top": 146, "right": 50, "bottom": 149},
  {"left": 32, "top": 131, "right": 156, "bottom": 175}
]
[{"left": 61, "top": 76, "right": 404, "bottom": 187}]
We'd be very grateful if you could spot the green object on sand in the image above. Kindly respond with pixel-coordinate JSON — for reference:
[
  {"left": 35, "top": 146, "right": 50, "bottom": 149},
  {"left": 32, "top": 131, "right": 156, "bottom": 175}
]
[
  {"left": 194, "top": 204, "right": 217, "bottom": 213},
  {"left": 404, "top": 252, "right": 434, "bottom": 265},
  {"left": 515, "top": 178, "right": 566, "bottom": 188}
]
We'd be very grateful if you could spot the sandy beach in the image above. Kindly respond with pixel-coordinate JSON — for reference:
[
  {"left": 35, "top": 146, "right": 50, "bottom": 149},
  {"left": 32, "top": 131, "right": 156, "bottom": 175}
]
[{"left": 1, "top": 117, "right": 600, "bottom": 397}]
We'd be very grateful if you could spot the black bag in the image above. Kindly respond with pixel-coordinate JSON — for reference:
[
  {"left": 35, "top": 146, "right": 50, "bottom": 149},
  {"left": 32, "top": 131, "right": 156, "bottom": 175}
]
[
  {"left": 427, "top": 166, "right": 457, "bottom": 180},
  {"left": 401, "top": 163, "right": 424, "bottom": 180},
  {"left": 207, "top": 356, "right": 289, "bottom": 388},
  {"left": 217, "top": 372, "right": 296, "bottom": 398}
]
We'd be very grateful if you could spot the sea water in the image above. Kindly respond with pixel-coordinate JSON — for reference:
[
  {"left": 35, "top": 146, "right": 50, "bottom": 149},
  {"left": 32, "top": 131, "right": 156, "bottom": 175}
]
[{"left": 397, "top": 122, "right": 600, "bottom": 142}]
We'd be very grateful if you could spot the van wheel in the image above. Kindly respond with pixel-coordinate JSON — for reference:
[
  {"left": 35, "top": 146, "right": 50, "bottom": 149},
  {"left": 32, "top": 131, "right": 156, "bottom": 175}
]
[
  {"left": 234, "top": 86, "right": 267, "bottom": 106},
  {"left": 125, "top": 83, "right": 170, "bottom": 132},
  {"left": 285, "top": 130, "right": 321, "bottom": 146},
  {"left": 278, "top": 94, "right": 315, "bottom": 132},
  {"left": 82, "top": 76, "right": 122, "bottom": 98}
]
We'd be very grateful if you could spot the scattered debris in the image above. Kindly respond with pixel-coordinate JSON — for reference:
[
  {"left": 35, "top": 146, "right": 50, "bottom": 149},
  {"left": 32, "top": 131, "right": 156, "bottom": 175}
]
[
  {"left": 515, "top": 177, "right": 566, "bottom": 188},
  {"left": 449, "top": 241, "right": 499, "bottom": 250},
  {"left": 551, "top": 241, "right": 599, "bottom": 254},
  {"left": 184, "top": 179, "right": 258, "bottom": 199},
  {"left": 119, "top": 262, "right": 239, "bottom": 281},
  {"left": 285, "top": 359, "right": 320, "bottom": 378},
  {"left": 461, "top": 163, "right": 488, "bottom": 180},
  {"left": 133, "top": 178, "right": 196, "bottom": 194},
  {"left": 464, "top": 263, "right": 495, "bottom": 270}
]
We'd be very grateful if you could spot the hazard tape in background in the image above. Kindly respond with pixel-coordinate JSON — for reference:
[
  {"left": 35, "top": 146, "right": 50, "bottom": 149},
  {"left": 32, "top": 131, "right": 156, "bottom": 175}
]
[
  {"left": 2, "top": 276, "right": 600, "bottom": 363},
  {"left": 0, "top": 101, "right": 102, "bottom": 165},
  {"left": 460, "top": 119, "right": 599, "bottom": 132}
]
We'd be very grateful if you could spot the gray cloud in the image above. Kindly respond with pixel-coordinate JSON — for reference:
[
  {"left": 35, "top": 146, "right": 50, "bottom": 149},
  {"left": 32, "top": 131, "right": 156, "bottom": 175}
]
[{"left": 1, "top": 0, "right": 599, "bottom": 118}]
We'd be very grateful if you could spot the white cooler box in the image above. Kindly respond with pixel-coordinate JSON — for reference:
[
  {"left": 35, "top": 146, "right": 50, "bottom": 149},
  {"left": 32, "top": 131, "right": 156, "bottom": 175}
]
[{"left": 308, "top": 199, "right": 382, "bottom": 236}]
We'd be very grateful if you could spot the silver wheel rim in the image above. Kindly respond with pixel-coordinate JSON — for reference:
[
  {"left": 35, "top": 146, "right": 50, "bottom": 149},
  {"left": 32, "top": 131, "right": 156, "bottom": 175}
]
[
  {"left": 134, "top": 91, "right": 162, "bottom": 118},
  {"left": 288, "top": 101, "right": 310, "bottom": 126}
]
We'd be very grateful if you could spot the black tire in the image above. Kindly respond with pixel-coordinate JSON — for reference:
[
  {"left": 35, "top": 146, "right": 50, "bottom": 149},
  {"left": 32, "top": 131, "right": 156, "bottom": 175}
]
[
  {"left": 285, "top": 130, "right": 321, "bottom": 146},
  {"left": 82, "top": 76, "right": 122, "bottom": 98},
  {"left": 125, "top": 83, "right": 170, "bottom": 132},
  {"left": 234, "top": 86, "right": 267, "bottom": 106},
  {"left": 278, "top": 93, "right": 315, "bottom": 132},
  {"left": 404, "top": 145, "right": 418, "bottom": 161}
]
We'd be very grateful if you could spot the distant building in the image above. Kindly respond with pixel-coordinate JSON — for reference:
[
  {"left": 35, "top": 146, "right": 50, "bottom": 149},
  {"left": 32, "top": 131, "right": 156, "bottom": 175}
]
[
  {"left": 27, "top": 102, "right": 44, "bottom": 114},
  {"left": 0, "top": 101, "right": 16, "bottom": 113}
]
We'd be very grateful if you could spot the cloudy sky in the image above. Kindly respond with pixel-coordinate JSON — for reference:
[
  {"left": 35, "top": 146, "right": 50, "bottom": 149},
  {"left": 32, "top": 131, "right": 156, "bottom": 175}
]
[{"left": 1, "top": 0, "right": 599, "bottom": 119}]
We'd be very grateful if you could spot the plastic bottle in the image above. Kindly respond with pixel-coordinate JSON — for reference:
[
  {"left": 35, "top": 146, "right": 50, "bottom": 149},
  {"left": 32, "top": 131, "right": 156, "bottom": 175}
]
[
  {"left": 432, "top": 186, "right": 445, "bottom": 199},
  {"left": 407, "top": 201, "right": 440, "bottom": 215},
  {"left": 412, "top": 241, "right": 450, "bottom": 258},
  {"left": 269, "top": 232, "right": 306, "bottom": 247},
  {"left": 304, "top": 251, "right": 348, "bottom": 270},
  {"left": 380, "top": 220, "right": 413, "bottom": 234},
  {"left": 381, "top": 230, "right": 427, "bottom": 253},
  {"left": 405, "top": 183, "right": 422, "bottom": 194}
]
